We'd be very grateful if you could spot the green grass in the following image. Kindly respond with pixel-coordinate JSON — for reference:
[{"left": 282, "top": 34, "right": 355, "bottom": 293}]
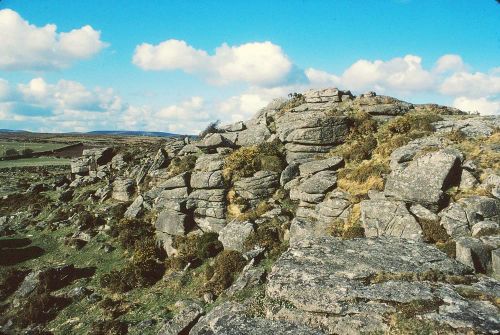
[{"left": 0, "top": 157, "right": 70, "bottom": 168}]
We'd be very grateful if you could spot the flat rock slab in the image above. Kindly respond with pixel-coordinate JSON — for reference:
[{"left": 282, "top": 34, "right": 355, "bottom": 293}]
[{"left": 264, "top": 236, "right": 500, "bottom": 333}]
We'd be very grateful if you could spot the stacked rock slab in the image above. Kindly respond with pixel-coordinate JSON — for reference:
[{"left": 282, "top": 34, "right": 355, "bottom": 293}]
[
  {"left": 71, "top": 147, "right": 114, "bottom": 177},
  {"left": 154, "top": 172, "right": 190, "bottom": 255},
  {"left": 186, "top": 154, "right": 227, "bottom": 233},
  {"left": 275, "top": 89, "right": 352, "bottom": 163},
  {"left": 234, "top": 171, "right": 280, "bottom": 208}
]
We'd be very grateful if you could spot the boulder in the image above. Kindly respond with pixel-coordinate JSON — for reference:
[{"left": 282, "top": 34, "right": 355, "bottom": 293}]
[
  {"left": 218, "top": 220, "right": 254, "bottom": 252},
  {"left": 190, "top": 170, "right": 224, "bottom": 189},
  {"left": 455, "top": 237, "right": 491, "bottom": 273},
  {"left": 235, "top": 124, "right": 272, "bottom": 146},
  {"left": 157, "top": 172, "right": 189, "bottom": 190},
  {"left": 111, "top": 178, "right": 135, "bottom": 202},
  {"left": 280, "top": 163, "right": 299, "bottom": 186},
  {"left": 82, "top": 147, "right": 114, "bottom": 165},
  {"left": 471, "top": 220, "right": 499, "bottom": 237},
  {"left": 360, "top": 199, "right": 423, "bottom": 240},
  {"left": 384, "top": 149, "right": 462, "bottom": 208},
  {"left": 155, "top": 210, "right": 187, "bottom": 236},
  {"left": 492, "top": 249, "right": 500, "bottom": 279},
  {"left": 290, "top": 171, "right": 337, "bottom": 204},
  {"left": 157, "top": 300, "right": 204, "bottom": 335},
  {"left": 124, "top": 195, "right": 144, "bottom": 219},
  {"left": 440, "top": 202, "right": 471, "bottom": 238}
]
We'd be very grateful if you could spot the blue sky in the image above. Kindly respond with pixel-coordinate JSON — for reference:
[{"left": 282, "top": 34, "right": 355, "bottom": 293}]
[{"left": 0, "top": 0, "right": 499, "bottom": 133}]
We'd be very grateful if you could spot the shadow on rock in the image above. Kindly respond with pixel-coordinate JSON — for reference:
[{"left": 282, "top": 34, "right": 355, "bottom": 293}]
[{"left": 0, "top": 246, "right": 45, "bottom": 266}]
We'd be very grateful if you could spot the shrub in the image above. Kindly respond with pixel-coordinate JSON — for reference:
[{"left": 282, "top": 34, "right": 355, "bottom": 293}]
[
  {"left": 337, "top": 160, "right": 389, "bottom": 199},
  {"left": 22, "top": 148, "right": 35, "bottom": 156},
  {"left": 419, "top": 219, "right": 449, "bottom": 243},
  {"left": 100, "top": 259, "right": 164, "bottom": 293},
  {"left": 5, "top": 148, "right": 19, "bottom": 156},
  {"left": 90, "top": 319, "right": 128, "bottom": 335},
  {"left": 204, "top": 250, "right": 247, "bottom": 295},
  {"left": 243, "top": 217, "right": 289, "bottom": 258},
  {"left": 114, "top": 218, "right": 156, "bottom": 252},
  {"left": 199, "top": 120, "right": 222, "bottom": 139},
  {"left": 166, "top": 233, "right": 223, "bottom": 270},
  {"left": 167, "top": 155, "right": 197, "bottom": 177},
  {"left": 276, "top": 93, "right": 305, "bottom": 115},
  {"left": 0, "top": 268, "right": 30, "bottom": 300},
  {"left": 16, "top": 291, "right": 71, "bottom": 326},
  {"left": 223, "top": 141, "right": 285, "bottom": 181}
]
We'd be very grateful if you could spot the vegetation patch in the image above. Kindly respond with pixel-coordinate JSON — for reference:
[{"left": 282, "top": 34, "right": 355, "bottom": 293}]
[
  {"left": 244, "top": 217, "right": 289, "bottom": 258},
  {"left": 166, "top": 155, "right": 197, "bottom": 177},
  {"left": 166, "top": 232, "right": 223, "bottom": 271},
  {"left": 203, "top": 250, "right": 247, "bottom": 295},
  {"left": 223, "top": 140, "right": 285, "bottom": 181}
]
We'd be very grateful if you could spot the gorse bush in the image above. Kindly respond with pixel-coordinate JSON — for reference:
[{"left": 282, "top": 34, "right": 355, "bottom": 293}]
[
  {"left": 223, "top": 140, "right": 285, "bottom": 181},
  {"left": 165, "top": 232, "right": 223, "bottom": 270},
  {"left": 204, "top": 250, "right": 247, "bottom": 295}
]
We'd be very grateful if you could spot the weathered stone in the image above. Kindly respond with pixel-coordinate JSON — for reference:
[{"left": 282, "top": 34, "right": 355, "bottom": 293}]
[
  {"left": 82, "top": 147, "right": 114, "bottom": 165},
  {"left": 385, "top": 149, "right": 462, "bottom": 207},
  {"left": 194, "top": 216, "right": 226, "bottom": 233},
  {"left": 266, "top": 236, "right": 472, "bottom": 333},
  {"left": 156, "top": 188, "right": 189, "bottom": 209},
  {"left": 235, "top": 124, "right": 272, "bottom": 146},
  {"left": 187, "top": 189, "right": 225, "bottom": 207},
  {"left": 124, "top": 195, "right": 144, "bottom": 219},
  {"left": 433, "top": 116, "right": 500, "bottom": 138},
  {"left": 234, "top": 171, "right": 279, "bottom": 206},
  {"left": 280, "top": 163, "right": 299, "bottom": 186},
  {"left": 389, "top": 136, "right": 448, "bottom": 171},
  {"left": 111, "top": 178, "right": 135, "bottom": 202},
  {"left": 155, "top": 210, "right": 186, "bottom": 236},
  {"left": 224, "top": 121, "right": 246, "bottom": 132},
  {"left": 198, "top": 133, "right": 235, "bottom": 149},
  {"left": 148, "top": 148, "right": 169, "bottom": 173},
  {"left": 440, "top": 202, "right": 471, "bottom": 238},
  {"left": 155, "top": 231, "right": 177, "bottom": 257},
  {"left": 290, "top": 171, "right": 337, "bottom": 204},
  {"left": 460, "top": 169, "right": 478, "bottom": 189},
  {"left": 218, "top": 220, "right": 254, "bottom": 252},
  {"left": 455, "top": 237, "right": 491, "bottom": 273},
  {"left": 492, "top": 249, "right": 500, "bottom": 279},
  {"left": 226, "top": 260, "right": 264, "bottom": 296},
  {"left": 361, "top": 199, "right": 423, "bottom": 240},
  {"left": 190, "top": 170, "right": 224, "bottom": 189},
  {"left": 194, "top": 154, "right": 224, "bottom": 172},
  {"left": 298, "top": 156, "right": 343, "bottom": 176},
  {"left": 409, "top": 203, "right": 439, "bottom": 222},
  {"left": 70, "top": 157, "right": 91, "bottom": 175},
  {"left": 157, "top": 300, "right": 204, "bottom": 335},
  {"left": 157, "top": 172, "right": 189, "bottom": 189},
  {"left": 190, "top": 302, "right": 324, "bottom": 335},
  {"left": 471, "top": 220, "right": 499, "bottom": 237},
  {"left": 458, "top": 196, "right": 500, "bottom": 225}
]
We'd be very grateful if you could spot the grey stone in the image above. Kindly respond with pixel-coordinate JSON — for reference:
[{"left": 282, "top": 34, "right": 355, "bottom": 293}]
[
  {"left": 82, "top": 147, "right": 114, "bottom": 165},
  {"left": 111, "top": 178, "right": 135, "bottom": 202},
  {"left": 234, "top": 171, "right": 279, "bottom": 205},
  {"left": 290, "top": 171, "right": 337, "bottom": 204},
  {"left": 124, "top": 195, "right": 144, "bottom": 219},
  {"left": 298, "top": 156, "right": 343, "bottom": 176},
  {"left": 190, "top": 302, "right": 324, "bottom": 335},
  {"left": 190, "top": 170, "right": 224, "bottom": 189},
  {"left": 361, "top": 199, "right": 423, "bottom": 240},
  {"left": 158, "top": 172, "right": 189, "bottom": 189},
  {"left": 223, "top": 121, "right": 246, "bottom": 132},
  {"left": 156, "top": 231, "right": 177, "bottom": 257},
  {"left": 148, "top": 148, "right": 169, "bottom": 173},
  {"left": 157, "top": 300, "right": 204, "bottom": 335},
  {"left": 433, "top": 116, "right": 499, "bottom": 138},
  {"left": 218, "top": 220, "right": 254, "bottom": 252},
  {"left": 385, "top": 149, "right": 462, "bottom": 207},
  {"left": 235, "top": 124, "right": 272, "bottom": 146},
  {"left": 458, "top": 196, "right": 500, "bottom": 225},
  {"left": 471, "top": 220, "right": 499, "bottom": 237},
  {"left": 280, "top": 163, "right": 299, "bottom": 186},
  {"left": 155, "top": 210, "right": 186, "bottom": 236},
  {"left": 455, "top": 237, "right": 491, "bottom": 273},
  {"left": 389, "top": 136, "right": 448, "bottom": 171},
  {"left": 194, "top": 154, "right": 224, "bottom": 172},
  {"left": 226, "top": 260, "right": 264, "bottom": 297},
  {"left": 492, "top": 249, "right": 500, "bottom": 279},
  {"left": 194, "top": 216, "right": 226, "bottom": 233},
  {"left": 409, "top": 203, "right": 439, "bottom": 222},
  {"left": 460, "top": 169, "right": 478, "bottom": 189},
  {"left": 440, "top": 202, "right": 471, "bottom": 238},
  {"left": 187, "top": 189, "right": 226, "bottom": 207},
  {"left": 198, "top": 133, "right": 235, "bottom": 149}
]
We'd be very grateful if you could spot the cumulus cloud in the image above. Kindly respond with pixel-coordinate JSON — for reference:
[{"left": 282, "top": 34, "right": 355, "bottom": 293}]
[
  {"left": 133, "top": 39, "right": 293, "bottom": 86},
  {"left": 439, "top": 71, "right": 500, "bottom": 98},
  {"left": 0, "top": 9, "right": 107, "bottom": 71},
  {"left": 307, "top": 55, "right": 435, "bottom": 94},
  {"left": 453, "top": 96, "right": 500, "bottom": 115},
  {"left": 434, "top": 54, "right": 466, "bottom": 73}
]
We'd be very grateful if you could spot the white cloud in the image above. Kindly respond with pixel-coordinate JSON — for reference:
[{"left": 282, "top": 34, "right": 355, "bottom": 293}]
[
  {"left": 0, "top": 9, "right": 107, "bottom": 71},
  {"left": 440, "top": 71, "right": 500, "bottom": 98},
  {"left": 133, "top": 39, "right": 292, "bottom": 86},
  {"left": 307, "top": 55, "right": 435, "bottom": 94},
  {"left": 434, "top": 54, "right": 465, "bottom": 73},
  {"left": 453, "top": 96, "right": 500, "bottom": 115}
]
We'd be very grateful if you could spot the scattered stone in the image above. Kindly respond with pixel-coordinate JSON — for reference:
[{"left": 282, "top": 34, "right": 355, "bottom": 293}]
[
  {"left": 455, "top": 237, "right": 491, "bottom": 273},
  {"left": 471, "top": 220, "right": 499, "bottom": 237},
  {"left": 218, "top": 220, "right": 254, "bottom": 252},
  {"left": 112, "top": 178, "right": 135, "bottom": 202}
]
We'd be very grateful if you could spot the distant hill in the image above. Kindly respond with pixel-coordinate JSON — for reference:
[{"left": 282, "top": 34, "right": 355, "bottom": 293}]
[
  {"left": 86, "top": 130, "right": 183, "bottom": 137},
  {"left": 0, "top": 129, "right": 187, "bottom": 137}
]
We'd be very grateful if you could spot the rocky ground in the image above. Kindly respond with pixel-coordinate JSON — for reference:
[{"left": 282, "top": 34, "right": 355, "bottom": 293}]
[{"left": 0, "top": 88, "right": 499, "bottom": 334}]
